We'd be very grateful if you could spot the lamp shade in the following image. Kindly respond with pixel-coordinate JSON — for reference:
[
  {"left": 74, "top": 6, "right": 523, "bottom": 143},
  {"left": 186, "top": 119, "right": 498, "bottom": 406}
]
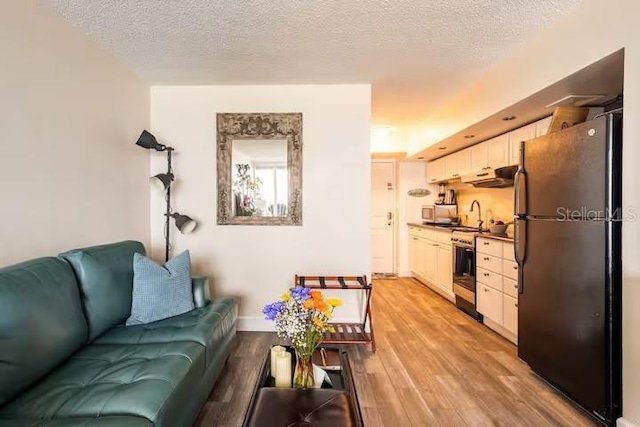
[
  {"left": 136, "top": 130, "right": 167, "bottom": 151},
  {"left": 150, "top": 173, "right": 173, "bottom": 192},
  {"left": 172, "top": 213, "right": 197, "bottom": 234}
]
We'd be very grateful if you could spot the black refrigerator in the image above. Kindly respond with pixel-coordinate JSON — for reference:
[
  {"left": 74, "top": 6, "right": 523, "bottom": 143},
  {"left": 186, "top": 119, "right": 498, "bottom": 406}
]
[{"left": 514, "top": 113, "right": 622, "bottom": 425}]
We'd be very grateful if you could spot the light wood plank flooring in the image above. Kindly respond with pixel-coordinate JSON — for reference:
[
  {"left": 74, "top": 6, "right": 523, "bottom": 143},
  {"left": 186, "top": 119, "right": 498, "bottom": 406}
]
[{"left": 195, "top": 278, "right": 597, "bottom": 427}]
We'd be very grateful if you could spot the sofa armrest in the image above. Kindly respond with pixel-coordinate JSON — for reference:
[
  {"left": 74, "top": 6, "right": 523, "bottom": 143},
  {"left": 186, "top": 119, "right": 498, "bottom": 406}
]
[{"left": 191, "top": 277, "right": 211, "bottom": 308}]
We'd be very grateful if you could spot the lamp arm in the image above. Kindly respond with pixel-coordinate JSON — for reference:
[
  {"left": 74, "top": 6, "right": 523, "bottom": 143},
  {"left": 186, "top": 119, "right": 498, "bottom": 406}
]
[{"left": 164, "top": 148, "right": 174, "bottom": 262}]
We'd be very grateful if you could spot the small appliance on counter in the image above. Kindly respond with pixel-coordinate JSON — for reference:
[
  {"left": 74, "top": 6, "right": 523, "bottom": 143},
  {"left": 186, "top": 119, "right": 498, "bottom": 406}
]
[{"left": 422, "top": 204, "right": 458, "bottom": 225}]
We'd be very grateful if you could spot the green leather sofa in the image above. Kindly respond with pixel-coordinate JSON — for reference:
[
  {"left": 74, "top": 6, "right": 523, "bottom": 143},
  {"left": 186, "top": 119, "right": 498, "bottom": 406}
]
[{"left": 0, "top": 241, "right": 237, "bottom": 427}]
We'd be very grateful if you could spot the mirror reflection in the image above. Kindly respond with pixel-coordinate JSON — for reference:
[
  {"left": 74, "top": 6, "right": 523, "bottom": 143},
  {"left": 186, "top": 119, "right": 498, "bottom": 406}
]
[{"left": 231, "top": 139, "right": 288, "bottom": 217}]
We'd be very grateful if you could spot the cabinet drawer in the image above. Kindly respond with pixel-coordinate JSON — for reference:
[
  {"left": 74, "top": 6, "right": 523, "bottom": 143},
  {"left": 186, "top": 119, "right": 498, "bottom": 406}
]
[
  {"left": 476, "top": 237, "right": 503, "bottom": 257},
  {"left": 437, "top": 232, "right": 452, "bottom": 246},
  {"left": 477, "top": 283, "right": 503, "bottom": 325},
  {"left": 477, "top": 254, "right": 502, "bottom": 274},
  {"left": 503, "top": 260, "right": 519, "bottom": 281},
  {"left": 503, "top": 294, "right": 518, "bottom": 335},
  {"left": 424, "top": 229, "right": 438, "bottom": 242},
  {"left": 476, "top": 267, "right": 503, "bottom": 292},
  {"left": 503, "top": 277, "right": 519, "bottom": 298},
  {"left": 502, "top": 243, "right": 515, "bottom": 262}
]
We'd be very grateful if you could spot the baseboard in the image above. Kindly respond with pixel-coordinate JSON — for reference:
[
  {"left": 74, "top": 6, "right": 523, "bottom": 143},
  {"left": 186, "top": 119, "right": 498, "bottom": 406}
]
[
  {"left": 618, "top": 417, "right": 639, "bottom": 427},
  {"left": 237, "top": 316, "right": 365, "bottom": 332},
  {"left": 397, "top": 269, "right": 412, "bottom": 277}
]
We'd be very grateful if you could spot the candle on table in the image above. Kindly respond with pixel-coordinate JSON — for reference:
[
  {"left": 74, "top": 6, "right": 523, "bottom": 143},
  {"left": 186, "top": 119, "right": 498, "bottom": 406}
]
[
  {"left": 270, "top": 345, "right": 285, "bottom": 378},
  {"left": 274, "top": 350, "right": 292, "bottom": 388}
]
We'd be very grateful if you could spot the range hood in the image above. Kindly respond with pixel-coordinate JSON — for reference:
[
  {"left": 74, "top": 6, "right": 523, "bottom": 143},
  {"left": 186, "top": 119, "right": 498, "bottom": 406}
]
[{"left": 461, "top": 165, "right": 518, "bottom": 188}]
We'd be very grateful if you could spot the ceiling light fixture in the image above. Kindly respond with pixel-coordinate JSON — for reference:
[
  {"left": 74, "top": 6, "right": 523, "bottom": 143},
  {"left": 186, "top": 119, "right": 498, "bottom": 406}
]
[{"left": 502, "top": 116, "right": 517, "bottom": 121}]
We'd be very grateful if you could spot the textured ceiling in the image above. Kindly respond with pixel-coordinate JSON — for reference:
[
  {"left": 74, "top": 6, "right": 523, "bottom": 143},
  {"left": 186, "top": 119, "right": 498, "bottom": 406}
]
[{"left": 44, "top": 0, "right": 582, "bottom": 127}]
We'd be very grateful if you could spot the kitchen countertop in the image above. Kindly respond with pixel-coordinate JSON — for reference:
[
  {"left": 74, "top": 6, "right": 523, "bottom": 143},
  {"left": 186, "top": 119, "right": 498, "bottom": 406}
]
[{"left": 407, "top": 222, "right": 514, "bottom": 242}]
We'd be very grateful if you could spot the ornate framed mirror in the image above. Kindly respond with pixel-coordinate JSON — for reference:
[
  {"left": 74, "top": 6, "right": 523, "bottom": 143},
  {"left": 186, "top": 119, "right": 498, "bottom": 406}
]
[{"left": 216, "top": 113, "right": 302, "bottom": 225}]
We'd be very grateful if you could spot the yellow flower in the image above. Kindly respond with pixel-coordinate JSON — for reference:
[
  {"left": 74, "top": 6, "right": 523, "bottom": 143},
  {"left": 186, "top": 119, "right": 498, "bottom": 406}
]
[
  {"left": 313, "top": 318, "right": 324, "bottom": 329},
  {"left": 326, "top": 298, "right": 342, "bottom": 307},
  {"left": 281, "top": 292, "right": 290, "bottom": 301}
]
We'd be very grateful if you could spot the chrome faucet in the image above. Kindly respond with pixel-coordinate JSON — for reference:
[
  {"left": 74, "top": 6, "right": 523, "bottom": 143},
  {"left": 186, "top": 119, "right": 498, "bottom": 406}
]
[{"left": 470, "top": 199, "right": 483, "bottom": 231}]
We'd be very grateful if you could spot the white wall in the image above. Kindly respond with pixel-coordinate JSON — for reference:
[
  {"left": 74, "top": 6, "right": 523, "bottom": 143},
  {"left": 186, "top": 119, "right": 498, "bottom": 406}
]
[
  {"left": 150, "top": 85, "right": 371, "bottom": 329},
  {"left": 0, "top": 1, "right": 150, "bottom": 266},
  {"left": 408, "top": 0, "right": 640, "bottom": 424}
]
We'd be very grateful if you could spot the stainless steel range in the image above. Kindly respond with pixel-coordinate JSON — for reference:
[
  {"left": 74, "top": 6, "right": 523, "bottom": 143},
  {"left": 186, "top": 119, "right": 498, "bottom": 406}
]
[{"left": 451, "top": 231, "right": 482, "bottom": 321}]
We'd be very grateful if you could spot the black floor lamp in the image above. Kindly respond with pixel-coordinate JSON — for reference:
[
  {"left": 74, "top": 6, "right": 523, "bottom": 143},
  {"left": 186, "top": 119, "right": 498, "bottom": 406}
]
[{"left": 136, "top": 130, "right": 197, "bottom": 261}]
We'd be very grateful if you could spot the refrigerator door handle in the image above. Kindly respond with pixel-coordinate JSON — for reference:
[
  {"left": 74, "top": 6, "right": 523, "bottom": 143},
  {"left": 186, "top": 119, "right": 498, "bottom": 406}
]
[
  {"left": 514, "top": 141, "right": 527, "bottom": 216},
  {"left": 514, "top": 217, "right": 527, "bottom": 294}
]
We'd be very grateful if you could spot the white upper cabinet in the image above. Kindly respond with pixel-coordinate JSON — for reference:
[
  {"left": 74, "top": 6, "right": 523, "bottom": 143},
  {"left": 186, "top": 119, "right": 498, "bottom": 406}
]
[
  {"left": 535, "top": 116, "right": 553, "bottom": 137},
  {"left": 426, "top": 157, "right": 446, "bottom": 183},
  {"left": 444, "top": 153, "right": 458, "bottom": 180},
  {"left": 508, "top": 123, "right": 536, "bottom": 166},
  {"left": 470, "top": 142, "right": 489, "bottom": 172},
  {"left": 444, "top": 148, "right": 472, "bottom": 180},
  {"left": 456, "top": 148, "right": 472, "bottom": 176},
  {"left": 427, "top": 116, "right": 555, "bottom": 181},
  {"left": 486, "top": 134, "right": 510, "bottom": 169}
]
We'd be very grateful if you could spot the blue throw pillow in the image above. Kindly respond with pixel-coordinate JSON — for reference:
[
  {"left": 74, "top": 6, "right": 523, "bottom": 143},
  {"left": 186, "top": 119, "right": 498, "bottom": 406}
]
[{"left": 126, "top": 250, "right": 195, "bottom": 326}]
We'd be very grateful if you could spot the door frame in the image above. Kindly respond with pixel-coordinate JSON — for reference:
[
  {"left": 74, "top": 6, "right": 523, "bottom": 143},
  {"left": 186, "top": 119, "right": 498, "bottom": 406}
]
[{"left": 371, "top": 154, "right": 402, "bottom": 276}]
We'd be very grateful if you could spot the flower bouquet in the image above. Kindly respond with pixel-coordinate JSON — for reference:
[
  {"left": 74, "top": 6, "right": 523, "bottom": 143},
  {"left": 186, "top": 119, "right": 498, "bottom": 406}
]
[{"left": 262, "top": 287, "right": 341, "bottom": 388}]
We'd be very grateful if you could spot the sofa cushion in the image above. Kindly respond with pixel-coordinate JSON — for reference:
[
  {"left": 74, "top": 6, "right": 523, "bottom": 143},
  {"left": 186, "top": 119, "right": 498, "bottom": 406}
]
[
  {"left": 0, "top": 257, "right": 88, "bottom": 406},
  {"left": 1, "top": 342, "right": 205, "bottom": 427},
  {"left": 0, "top": 416, "right": 153, "bottom": 427},
  {"left": 127, "top": 251, "right": 195, "bottom": 326},
  {"left": 96, "top": 297, "right": 237, "bottom": 366},
  {"left": 59, "top": 241, "right": 145, "bottom": 341}
]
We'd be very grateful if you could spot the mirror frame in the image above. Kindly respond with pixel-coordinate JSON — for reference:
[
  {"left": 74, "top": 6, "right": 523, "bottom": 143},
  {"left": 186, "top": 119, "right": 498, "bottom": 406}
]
[{"left": 216, "top": 112, "right": 303, "bottom": 226}]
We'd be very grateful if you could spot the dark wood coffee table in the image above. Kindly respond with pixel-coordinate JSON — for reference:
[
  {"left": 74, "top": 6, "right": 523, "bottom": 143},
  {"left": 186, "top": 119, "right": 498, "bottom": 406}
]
[{"left": 242, "top": 346, "right": 363, "bottom": 427}]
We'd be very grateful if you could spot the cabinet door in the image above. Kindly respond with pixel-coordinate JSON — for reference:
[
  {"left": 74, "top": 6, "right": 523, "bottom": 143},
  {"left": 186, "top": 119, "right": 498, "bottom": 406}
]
[
  {"left": 503, "top": 294, "right": 518, "bottom": 335},
  {"left": 487, "top": 134, "right": 510, "bottom": 169},
  {"left": 409, "top": 235, "right": 419, "bottom": 274},
  {"left": 470, "top": 142, "right": 488, "bottom": 171},
  {"left": 457, "top": 148, "right": 472, "bottom": 176},
  {"left": 535, "top": 116, "right": 553, "bottom": 137},
  {"left": 424, "top": 241, "right": 438, "bottom": 282},
  {"left": 508, "top": 123, "right": 536, "bottom": 166},
  {"left": 416, "top": 238, "right": 427, "bottom": 278},
  {"left": 426, "top": 158, "right": 446, "bottom": 184},
  {"left": 477, "top": 283, "right": 503, "bottom": 325},
  {"left": 444, "top": 153, "right": 458, "bottom": 180},
  {"left": 437, "top": 246, "right": 452, "bottom": 293}
]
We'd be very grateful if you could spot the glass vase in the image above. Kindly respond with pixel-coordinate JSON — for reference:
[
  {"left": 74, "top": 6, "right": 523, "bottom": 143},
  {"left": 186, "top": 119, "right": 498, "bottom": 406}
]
[{"left": 293, "top": 351, "right": 315, "bottom": 388}]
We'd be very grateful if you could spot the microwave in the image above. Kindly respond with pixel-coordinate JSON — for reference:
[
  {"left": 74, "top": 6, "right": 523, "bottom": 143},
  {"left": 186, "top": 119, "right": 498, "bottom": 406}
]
[{"left": 422, "top": 204, "right": 458, "bottom": 224}]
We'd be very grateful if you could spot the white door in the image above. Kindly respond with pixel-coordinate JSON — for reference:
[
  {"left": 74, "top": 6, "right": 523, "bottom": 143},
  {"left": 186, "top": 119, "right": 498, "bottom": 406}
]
[{"left": 371, "top": 160, "right": 395, "bottom": 274}]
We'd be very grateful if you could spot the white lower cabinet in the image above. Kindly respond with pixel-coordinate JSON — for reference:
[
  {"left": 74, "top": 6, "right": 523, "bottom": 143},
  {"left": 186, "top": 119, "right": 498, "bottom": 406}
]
[
  {"left": 503, "top": 295, "right": 518, "bottom": 335},
  {"left": 408, "top": 226, "right": 454, "bottom": 301},
  {"left": 476, "top": 237, "right": 518, "bottom": 344},
  {"left": 477, "top": 283, "right": 503, "bottom": 324},
  {"left": 437, "top": 245, "right": 453, "bottom": 294}
]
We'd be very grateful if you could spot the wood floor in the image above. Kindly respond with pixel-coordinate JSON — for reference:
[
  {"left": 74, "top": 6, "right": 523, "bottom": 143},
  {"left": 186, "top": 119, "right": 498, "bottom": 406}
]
[{"left": 194, "top": 278, "right": 598, "bottom": 427}]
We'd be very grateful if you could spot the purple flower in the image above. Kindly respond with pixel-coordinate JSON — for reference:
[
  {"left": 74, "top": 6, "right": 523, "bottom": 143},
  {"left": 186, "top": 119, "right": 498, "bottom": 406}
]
[
  {"left": 262, "top": 301, "right": 285, "bottom": 321},
  {"left": 290, "top": 286, "right": 311, "bottom": 302}
]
